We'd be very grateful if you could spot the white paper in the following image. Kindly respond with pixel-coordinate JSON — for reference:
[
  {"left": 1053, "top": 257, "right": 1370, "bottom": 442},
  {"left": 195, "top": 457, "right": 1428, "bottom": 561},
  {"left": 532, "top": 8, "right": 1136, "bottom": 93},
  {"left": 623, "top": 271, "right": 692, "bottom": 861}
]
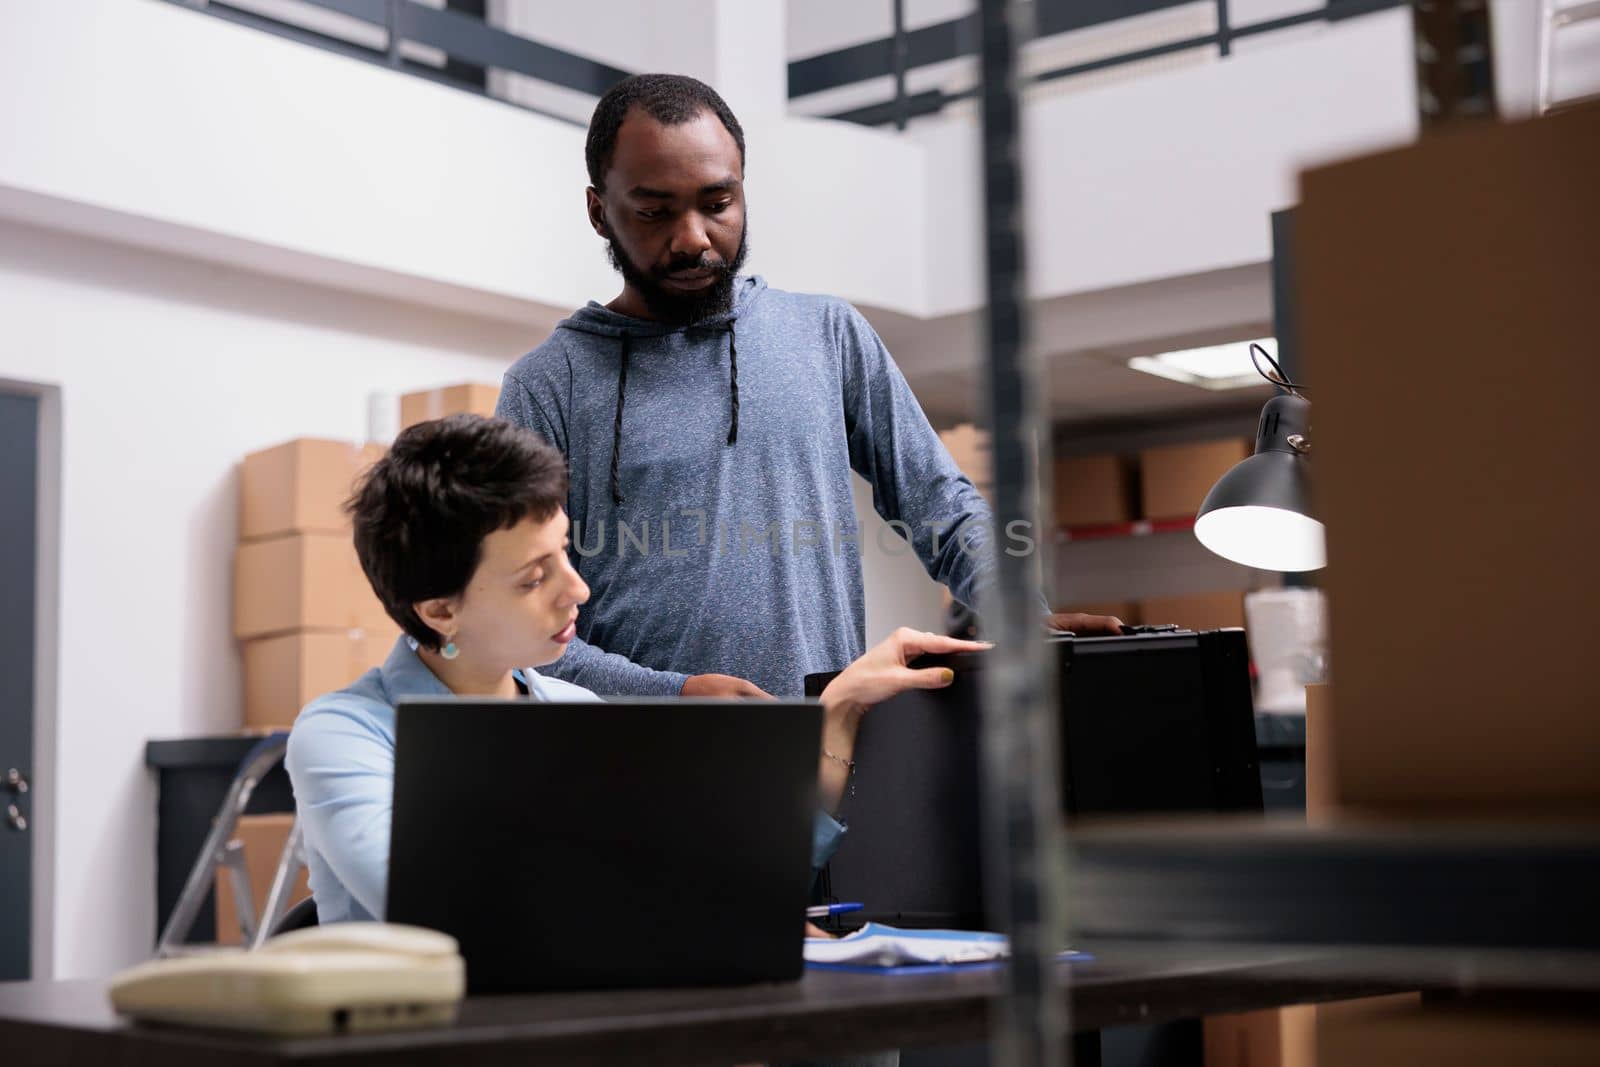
[{"left": 803, "top": 922, "right": 1010, "bottom": 968}]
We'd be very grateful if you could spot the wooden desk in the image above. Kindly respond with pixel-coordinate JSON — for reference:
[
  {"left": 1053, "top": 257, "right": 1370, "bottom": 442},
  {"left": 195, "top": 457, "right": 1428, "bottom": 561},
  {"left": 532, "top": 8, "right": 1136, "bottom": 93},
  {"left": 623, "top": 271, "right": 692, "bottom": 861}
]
[{"left": 0, "top": 945, "right": 1412, "bottom": 1066}]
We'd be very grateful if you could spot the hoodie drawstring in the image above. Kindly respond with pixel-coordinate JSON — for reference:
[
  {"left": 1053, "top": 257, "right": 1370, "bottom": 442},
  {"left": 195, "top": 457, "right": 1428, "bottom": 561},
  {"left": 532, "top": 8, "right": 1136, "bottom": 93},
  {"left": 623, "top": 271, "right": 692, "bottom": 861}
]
[
  {"left": 610, "top": 333, "right": 631, "bottom": 506},
  {"left": 726, "top": 322, "right": 739, "bottom": 446},
  {"left": 609, "top": 322, "right": 739, "bottom": 507}
]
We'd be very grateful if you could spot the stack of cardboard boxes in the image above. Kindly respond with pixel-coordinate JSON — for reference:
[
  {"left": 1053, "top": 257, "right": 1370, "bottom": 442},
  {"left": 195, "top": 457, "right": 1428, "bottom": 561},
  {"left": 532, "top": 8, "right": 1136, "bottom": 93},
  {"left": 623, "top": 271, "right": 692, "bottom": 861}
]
[
  {"left": 235, "top": 438, "right": 396, "bottom": 729},
  {"left": 226, "top": 438, "right": 396, "bottom": 942},
  {"left": 398, "top": 383, "right": 500, "bottom": 431},
  {"left": 1051, "top": 451, "right": 1141, "bottom": 623},
  {"left": 934, "top": 424, "right": 1255, "bottom": 628},
  {"left": 1053, "top": 438, "right": 1253, "bottom": 630},
  {"left": 233, "top": 384, "right": 500, "bottom": 728}
]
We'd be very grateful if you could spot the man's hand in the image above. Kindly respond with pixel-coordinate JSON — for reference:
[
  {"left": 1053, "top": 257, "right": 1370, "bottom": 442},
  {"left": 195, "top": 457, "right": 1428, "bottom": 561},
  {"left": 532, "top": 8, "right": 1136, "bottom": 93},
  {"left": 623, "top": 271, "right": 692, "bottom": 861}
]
[
  {"left": 1045, "top": 612, "right": 1125, "bottom": 636},
  {"left": 681, "top": 673, "right": 774, "bottom": 699}
]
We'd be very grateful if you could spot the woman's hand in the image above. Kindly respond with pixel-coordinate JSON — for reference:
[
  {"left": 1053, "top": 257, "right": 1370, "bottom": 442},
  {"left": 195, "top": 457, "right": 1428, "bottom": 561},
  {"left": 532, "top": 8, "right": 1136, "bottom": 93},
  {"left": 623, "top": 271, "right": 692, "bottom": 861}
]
[
  {"left": 814, "top": 628, "right": 991, "bottom": 811},
  {"left": 822, "top": 628, "right": 991, "bottom": 714}
]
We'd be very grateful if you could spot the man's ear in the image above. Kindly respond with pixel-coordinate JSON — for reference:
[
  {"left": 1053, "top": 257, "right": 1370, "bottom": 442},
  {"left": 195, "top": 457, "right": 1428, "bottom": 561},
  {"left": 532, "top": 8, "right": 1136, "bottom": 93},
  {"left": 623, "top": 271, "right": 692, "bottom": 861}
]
[
  {"left": 413, "top": 596, "right": 460, "bottom": 645},
  {"left": 586, "top": 186, "right": 608, "bottom": 238}
]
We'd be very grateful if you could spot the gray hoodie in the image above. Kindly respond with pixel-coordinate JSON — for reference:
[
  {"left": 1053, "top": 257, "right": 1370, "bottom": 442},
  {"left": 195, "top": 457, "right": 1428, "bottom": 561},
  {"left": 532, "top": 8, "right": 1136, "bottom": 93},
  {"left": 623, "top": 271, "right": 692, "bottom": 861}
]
[{"left": 496, "top": 275, "right": 997, "bottom": 697}]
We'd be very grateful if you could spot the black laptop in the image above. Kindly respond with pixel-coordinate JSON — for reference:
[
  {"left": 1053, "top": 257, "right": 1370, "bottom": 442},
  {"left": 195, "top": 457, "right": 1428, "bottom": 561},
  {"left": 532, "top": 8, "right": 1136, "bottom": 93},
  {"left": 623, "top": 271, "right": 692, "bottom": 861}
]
[
  {"left": 804, "top": 629, "right": 1261, "bottom": 929},
  {"left": 386, "top": 698, "right": 822, "bottom": 993}
]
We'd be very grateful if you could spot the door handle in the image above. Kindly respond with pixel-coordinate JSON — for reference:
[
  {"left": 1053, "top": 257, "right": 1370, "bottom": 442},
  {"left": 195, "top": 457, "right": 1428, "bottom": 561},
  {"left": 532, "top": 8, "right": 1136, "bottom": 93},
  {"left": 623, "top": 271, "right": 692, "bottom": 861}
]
[{"left": 6, "top": 769, "right": 28, "bottom": 831}]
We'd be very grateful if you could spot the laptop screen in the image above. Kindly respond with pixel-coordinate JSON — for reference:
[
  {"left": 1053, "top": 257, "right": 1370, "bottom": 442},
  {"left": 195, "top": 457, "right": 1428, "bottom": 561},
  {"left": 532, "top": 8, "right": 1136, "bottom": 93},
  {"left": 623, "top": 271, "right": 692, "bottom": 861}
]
[{"left": 386, "top": 698, "right": 822, "bottom": 993}]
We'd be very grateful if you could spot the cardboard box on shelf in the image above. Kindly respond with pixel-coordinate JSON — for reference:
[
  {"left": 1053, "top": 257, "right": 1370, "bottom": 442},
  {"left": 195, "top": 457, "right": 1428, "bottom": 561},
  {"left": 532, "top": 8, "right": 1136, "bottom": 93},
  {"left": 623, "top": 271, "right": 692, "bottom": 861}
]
[
  {"left": 1139, "top": 439, "right": 1250, "bottom": 520},
  {"left": 1139, "top": 590, "right": 1246, "bottom": 632},
  {"left": 1053, "top": 455, "right": 1136, "bottom": 528},
  {"left": 399, "top": 383, "right": 501, "bottom": 431},
  {"left": 938, "top": 423, "right": 992, "bottom": 495},
  {"left": 234, "top": 533, "right": 389, "bottom": 640},
  {"left": 214, "top": 814, "right": 312, "bottom": 946},
  {"left": 242, "top": 625, "right": 400, "bottom": 728},
  {"left": 239, "top": 439, "right": 384, "bottom": 542},
  {"left": 1301, "top": 99, "right": 1600, "bottom": 814}
]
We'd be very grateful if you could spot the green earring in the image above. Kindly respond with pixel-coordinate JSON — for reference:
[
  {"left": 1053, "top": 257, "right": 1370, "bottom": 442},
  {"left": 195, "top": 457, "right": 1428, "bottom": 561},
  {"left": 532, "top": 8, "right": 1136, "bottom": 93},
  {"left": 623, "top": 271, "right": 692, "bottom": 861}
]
[{"left": 440, "top": 640, "right": 460, "bottom": 660}]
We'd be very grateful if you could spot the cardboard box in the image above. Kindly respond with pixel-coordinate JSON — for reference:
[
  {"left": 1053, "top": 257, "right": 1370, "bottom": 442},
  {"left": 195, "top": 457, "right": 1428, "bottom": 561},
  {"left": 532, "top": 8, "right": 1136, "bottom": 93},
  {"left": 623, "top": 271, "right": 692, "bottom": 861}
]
[
  {"left": 1301, "top": 101, "right": 1600, "bottom": 814},
  {"left": 1054, "top": 455, "right": 1135, "bottom": 528},
  {"left": 215, "top": 814, "right": 312, "bottom": 946},
  {"left": 1204, "top": 995, "right": 1423, "bottom": 1067},
  {"left": 1318, "top": 1003, "right": 1600, "bottom": 1067},
  {"left": 242, "top": 625, "right": 400, "bottom": 727},
  {"left": 1139, "top": 590, "right": 1246, "bottom": 632},
  {"left": 1204, "top": 1005, "right": 1316, "bottom": 1067},
  {"left": 1304, "top": 682, "right": 1336, "bottom": 819},
  {"left": 234, "top": 533, "right": 389, "bottom": 640},
  {"left": 938, "top": 423, "right": 992, "bottom": 495},
  {"left": 1139, "top": 439, "right": 1250, "bottom": 520},
  {"left": 399, "top": 383, "right": 501, "bottom": 431},
  {"left": 239, "top": 439, "right": 384, "bottom": 542}
]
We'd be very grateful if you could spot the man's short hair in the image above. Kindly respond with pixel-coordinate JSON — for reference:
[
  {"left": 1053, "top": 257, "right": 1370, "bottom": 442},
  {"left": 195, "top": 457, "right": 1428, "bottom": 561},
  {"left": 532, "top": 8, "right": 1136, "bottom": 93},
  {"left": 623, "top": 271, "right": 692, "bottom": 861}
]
[
  {"left": 586, "top": 73, "right": 746, "bottom": 192},
  {"left": 348, "top": 414, "right": 568, "bottom": 651}
]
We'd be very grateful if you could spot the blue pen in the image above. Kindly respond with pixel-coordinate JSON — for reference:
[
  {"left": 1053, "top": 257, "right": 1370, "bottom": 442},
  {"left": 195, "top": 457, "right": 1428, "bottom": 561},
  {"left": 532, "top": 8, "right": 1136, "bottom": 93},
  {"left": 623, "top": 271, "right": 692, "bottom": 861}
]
[{"left": 806, "top": 902, "right": 864, "bottom": 918}]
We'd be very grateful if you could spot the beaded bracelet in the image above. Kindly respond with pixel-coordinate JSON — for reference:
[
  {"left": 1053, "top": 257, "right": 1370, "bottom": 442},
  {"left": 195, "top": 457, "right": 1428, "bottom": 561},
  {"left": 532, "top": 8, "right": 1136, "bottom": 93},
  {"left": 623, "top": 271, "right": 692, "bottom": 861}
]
[{"left": 823, "top": 748, "right": 857, "bottom": 798}]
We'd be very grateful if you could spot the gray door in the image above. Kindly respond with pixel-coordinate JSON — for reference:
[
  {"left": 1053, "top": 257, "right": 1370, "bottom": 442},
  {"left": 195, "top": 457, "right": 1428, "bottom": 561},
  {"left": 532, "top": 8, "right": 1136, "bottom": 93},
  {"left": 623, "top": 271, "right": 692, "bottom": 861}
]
[{"left": 0, "top": 391, "right": 37, "bottom": 981}]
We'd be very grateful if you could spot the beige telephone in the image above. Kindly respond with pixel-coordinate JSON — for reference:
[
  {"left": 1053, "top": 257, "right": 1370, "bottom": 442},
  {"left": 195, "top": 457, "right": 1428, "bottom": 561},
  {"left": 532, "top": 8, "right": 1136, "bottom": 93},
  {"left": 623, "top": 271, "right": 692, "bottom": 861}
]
[{"left": 109, "top": 923, "right": 465, "bottom": 1036}]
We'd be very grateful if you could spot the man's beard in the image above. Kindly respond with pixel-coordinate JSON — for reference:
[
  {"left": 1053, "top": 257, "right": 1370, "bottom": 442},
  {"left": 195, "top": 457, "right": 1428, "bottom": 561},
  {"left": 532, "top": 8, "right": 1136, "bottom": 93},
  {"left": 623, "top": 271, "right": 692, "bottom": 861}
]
[{"left": 606, "top": 224, "right": 749, "bottom": 326}]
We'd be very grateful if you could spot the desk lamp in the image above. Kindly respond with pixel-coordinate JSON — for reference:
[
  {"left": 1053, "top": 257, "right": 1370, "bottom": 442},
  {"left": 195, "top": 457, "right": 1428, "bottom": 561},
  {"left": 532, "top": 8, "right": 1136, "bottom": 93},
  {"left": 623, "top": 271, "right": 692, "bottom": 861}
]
[{"left": 1194, "top": 344, "right": 1325, "bottom": 572}]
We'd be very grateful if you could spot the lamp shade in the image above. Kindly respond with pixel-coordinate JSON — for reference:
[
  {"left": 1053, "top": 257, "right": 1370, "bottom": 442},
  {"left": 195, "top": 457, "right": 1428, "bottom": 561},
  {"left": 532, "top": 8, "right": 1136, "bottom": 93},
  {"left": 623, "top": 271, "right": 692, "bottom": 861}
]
[{"left": 1194, "top": 394, "right": 1326, "bottom": 572}]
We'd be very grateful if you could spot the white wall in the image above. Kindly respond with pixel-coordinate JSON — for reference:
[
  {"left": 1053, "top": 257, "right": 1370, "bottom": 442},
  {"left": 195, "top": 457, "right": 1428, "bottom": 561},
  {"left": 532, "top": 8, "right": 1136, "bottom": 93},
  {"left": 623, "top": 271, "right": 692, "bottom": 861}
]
[
  {"left": 0, "top": 217, "right": 536, "bottom": 978},
  {"left": 0, "top": 0, "right": 929, "bottom": 323},
  {"left": 0, "top": 0, "right": 603, "bottom": 323},
  {"left": 789, "top": 0, "right": 973, "bottom": 63},
  {"left": 492, "top": 0, "right": 787, "bottom": 120},
  {"left": 1489, "top": 0, "right": 1600, "bottom": 117},
  {"left": 488, "top": 0, "right": 1586, "bottom": 127},
  {"left": 911, "top": 6, "right": 1418, "bottom": 317},
  {"left": 1027, "top": 8, "right": 1415, "bottom": 297},
  {"left": 0, "top": 0, "right": 1419, "bottom": 337}
]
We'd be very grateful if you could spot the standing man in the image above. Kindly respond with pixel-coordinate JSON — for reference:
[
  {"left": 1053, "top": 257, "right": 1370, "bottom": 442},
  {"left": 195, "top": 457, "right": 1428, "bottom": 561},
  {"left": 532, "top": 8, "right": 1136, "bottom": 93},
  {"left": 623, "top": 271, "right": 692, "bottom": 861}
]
[{"left": 498, "top": 74, "right": 1117, "bottom": 698}]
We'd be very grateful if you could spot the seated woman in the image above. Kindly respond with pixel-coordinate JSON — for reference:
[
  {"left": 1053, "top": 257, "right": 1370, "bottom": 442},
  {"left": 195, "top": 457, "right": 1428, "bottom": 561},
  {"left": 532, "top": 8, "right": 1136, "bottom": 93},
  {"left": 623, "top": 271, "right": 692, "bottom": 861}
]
[{"left": 285, "top": 413, "right": 985, "bottom": 923}]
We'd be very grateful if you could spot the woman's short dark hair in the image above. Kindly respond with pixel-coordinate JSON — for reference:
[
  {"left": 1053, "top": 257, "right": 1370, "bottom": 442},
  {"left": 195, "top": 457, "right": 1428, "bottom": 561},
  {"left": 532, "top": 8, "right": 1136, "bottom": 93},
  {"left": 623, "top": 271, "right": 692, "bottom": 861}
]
[{"left": 348, "top": 414, "right": 568, "bottom": 651}]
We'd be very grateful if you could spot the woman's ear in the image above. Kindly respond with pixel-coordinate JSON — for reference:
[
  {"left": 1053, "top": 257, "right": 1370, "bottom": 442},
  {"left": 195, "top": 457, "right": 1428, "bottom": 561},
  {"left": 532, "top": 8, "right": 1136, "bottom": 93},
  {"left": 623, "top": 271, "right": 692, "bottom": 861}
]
[{"left": 413, "top": 596, "right": 460, "bottom": 646}]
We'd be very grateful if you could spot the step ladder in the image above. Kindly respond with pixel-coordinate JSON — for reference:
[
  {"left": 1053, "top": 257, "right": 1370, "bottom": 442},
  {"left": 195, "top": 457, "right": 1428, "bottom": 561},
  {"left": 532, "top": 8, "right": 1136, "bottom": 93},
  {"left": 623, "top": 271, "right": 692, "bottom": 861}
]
[
  {"left": 155, "top": 733, "right": 308, "bottom": 955},
  {"left": 1538, "top": 0, "right": 1600, "bottom": 113}
]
